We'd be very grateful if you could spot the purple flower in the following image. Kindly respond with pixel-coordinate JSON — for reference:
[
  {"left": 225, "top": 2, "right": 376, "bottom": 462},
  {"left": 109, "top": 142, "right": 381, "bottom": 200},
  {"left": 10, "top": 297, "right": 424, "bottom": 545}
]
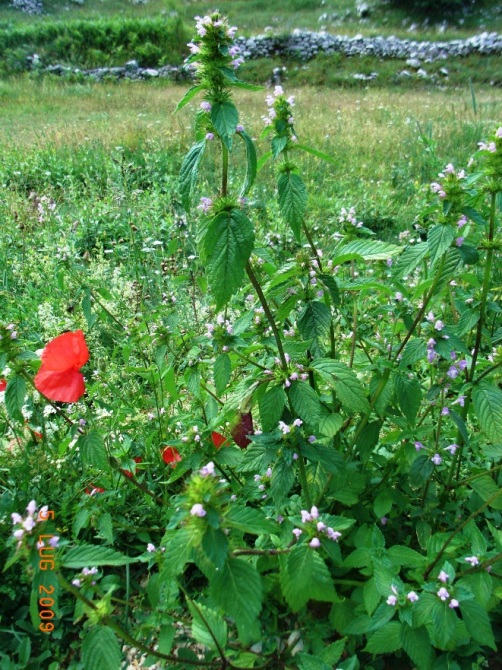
[
  {"left": 190, "top": 504, "right": 206, "bottom": 517},
  {"left": 431, "top": 454, "right": 443, "bottom": 465},
  {"left": 147, "top": 543, "right": 156, "bottom": 553},
  {"left": 465, "top": 556, "right": 479, "bottom": 566},
  {"left": 407, "top": 591, "right": 419, "bottom": 602},
  {"left": 437, "top": 587, "right": 450, "bottom": 601},
  {"left": 205, "top": 132, "right": 214, "bottom": 141},
  {"left": 449, "top": 598, "right": 459, "bottom": 608},
  {"left": 441, "top": 407, "right": 450, "bottom": 416},
  {"left": 387, "top": 594, "right": 398, "bottom": 606},
  {"left": 447, "top": 366, "right": 459, "bottom": 379},
  {"left": 458, "top": 359, "right": 468, "bottom": 371},
  {"left": 438, "top": 570, "right": 449, "bottom": 583},
  {"left": 310, "top": 506, "right": 319, "bottom": 519},
  {"left": 444, "top": 444, "right": 459, "bottom": 455},
  {"left": 452, "top": 394, "right": 466, "bottom": 407},
  {"left": 309, "top": 538, "right": 321, "bottom": 548},
  {"left": 292, "top": 528, "right": 302, "bottom": 538},
  {"left": 200, "top": 101, "right": 212, "bottom": 112},
  {"left": 300, "top": 510, "right": 312, "bottom": 523},
  {"left": 434, "top": 320, "right": 444, "bottom": 331},
  {"left": 326, "top": 527, "right": 342, "bottom": 542},
  {"left": 414, "top": 441, "right": 426, "bottom": 451},
  {"left": 199, "top": 461, "right": 215, "bottom": 477},
  {"left": 455, "top": 237, "right": 464, "bottom": 247}
]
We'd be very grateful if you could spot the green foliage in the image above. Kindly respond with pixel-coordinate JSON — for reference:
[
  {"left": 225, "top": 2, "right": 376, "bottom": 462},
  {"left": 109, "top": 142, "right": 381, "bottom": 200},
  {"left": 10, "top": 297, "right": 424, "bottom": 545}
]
[{"left": 1, "top": 9, "right": 501, "bottom": 670}]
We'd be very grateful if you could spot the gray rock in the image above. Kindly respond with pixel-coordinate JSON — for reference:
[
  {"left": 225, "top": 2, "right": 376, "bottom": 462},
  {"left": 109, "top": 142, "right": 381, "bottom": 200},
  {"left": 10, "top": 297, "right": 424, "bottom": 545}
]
[{"left": 143, "top": 68, "right": 159, "bottom": 77}]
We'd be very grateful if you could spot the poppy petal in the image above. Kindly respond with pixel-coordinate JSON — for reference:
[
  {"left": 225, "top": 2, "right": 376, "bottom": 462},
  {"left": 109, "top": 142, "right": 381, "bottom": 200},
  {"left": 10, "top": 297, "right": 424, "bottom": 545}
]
[
  {"left": 34, "top": 366, "right": 86, "bottom": 402},
  {"left": 162, "top": 446, "right": 181, "bottom": 466},
  {"left": 231, "top": 412, "right": 254, "bottom": 449},
  {"left": 0, "top": 379, "right": 6, "bottom": 392},
  {"left": 211, "top": 431, "right": 228, "bottom": 449},
  {"left": 41, "top": 330, "right": 89, "bottom": 371}
]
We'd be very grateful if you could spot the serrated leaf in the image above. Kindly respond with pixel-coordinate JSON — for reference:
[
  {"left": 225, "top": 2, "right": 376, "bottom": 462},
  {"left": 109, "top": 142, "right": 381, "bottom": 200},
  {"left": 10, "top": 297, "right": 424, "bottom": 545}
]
[
  {"left": 82, "top": 628, "right": 121, "bottom": 670},
  {"left": 462, "top": 205, "right": 487, "bottom": 226},
  {"left": 428, "top": 224, "right": 455, "bottom": 266},
  {"left": 188, "top": 601, "right": 227, "bottom": 651},
  {"left": 202, "top": 209, "right": 254, "bottom": 310},
  {"left": 469, "top": 474, "right": 502, "bottom": 510},
  {"left": 214, "top": 353, "right": 231, "bottom": 396},
  {"left": 5, "top": 375, "right": 26, "bottom": 421},
  {"left": 365, "top": 622, "right": 402, "bottom": 654},
  {"left": 298, "top": 301, "right": 331, "bottom": 358},
  {"left": 311, "top": 359, "right": 370, "bottom": 414},
  {"left": 175, "top": 84, "right": 206, "bottom": 112},
  {"left": 179, "top": 141, "right": 206, "bottom": 211},
  {"left": 337, "top": 239, "right": 402, "bottom": 262},
  {"left": 270, "top": 456, "right": 296, "bottom": 500},
  {"left": 62, "top": 545, "right": 138, "bottom": 568},
  {"left": 257, "top": 150, "right": 273, "bottom": 171},
  {"left": 373, "top": 491, "right": 392, "bottom": 518},
  {"left": 410, "top": 453, "right": 434, "bottom": 486},
  {"left": 281, "top": 545, "right": 337, "bottom": 612},
  {"left": 363, "top": 577, "right": 381, "bottom": 616},
  {"left": 211, "top": 558, "right": 262, "bottom": 644},
  {"left": 472, "top": 382, "right": 502, "bottom": 444},
  {"left": 456, "top": 309, "right": 479, "bottom": 337},
  {"left": 239, "top": 130, "right": 257, "bottom": 196},
  {"left": 318, "top": 412, "right": 343, "bottom": 438},
  {"left": 211, "top": 101, "right": 238, "bottom": 150},
  {"left": 277, "top": 171, "right": 307, "bottom": 242},
  {"left": 393, "top": 242, "right": 429, "bottom": 278},
  {"left": 77, "top": 430, "right": 107, "bottom": 470},
  {"left": 395, "top": 374, "right": 422, "bottom": 425},
  {"left": 388, "top": 545, "right": 425, "bottom": 568},
  {"left": 297, "top": 654, "right": 332, "bottom": 670},
  {"left": 288, "top": 381, "right": 321, "bottom": 427},
  {"left": 301, "top": 442, "right": 344, "bottom": 474},
  {"left": 401, "top": 624, "right": 434, "bottom": 670},
  {"left": 202, "top": 526, "right": 228, "bottom": 569},
  {"left": 429, "top": 599, "right": 457, "bottom": 649},
  {"left": 400, "top": 338, "right": 427, "bottom": 368},
  {"left": 259, "top": 384, "right": 286, "bottom": 432},
  {"left": 225, "top": 506, "right": 276, "bottom": 535},
  {"left": 271, "top": 135, "right": 288, "bottom": 158}
]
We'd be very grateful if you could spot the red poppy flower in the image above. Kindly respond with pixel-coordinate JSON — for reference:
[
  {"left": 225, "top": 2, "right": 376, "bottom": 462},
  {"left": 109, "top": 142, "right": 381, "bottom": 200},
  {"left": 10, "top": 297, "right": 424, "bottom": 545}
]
[
  {"left": 34, "top": 330, "right": 89, "bottom": 403},
  {"left": 0, "top": 379, "right": 6, "bottom": 392},
  {"left": 123, "top": 456, "right": 143, "bottom": 478},
  {"left": 211, "top": 431, "right": 229, "bottom": 449},
  {"left": 162, "top": 446, "right": 181, "bottom": 466},
  {"left": 231, "top": 411, "right": 254, "bottom": 449}
]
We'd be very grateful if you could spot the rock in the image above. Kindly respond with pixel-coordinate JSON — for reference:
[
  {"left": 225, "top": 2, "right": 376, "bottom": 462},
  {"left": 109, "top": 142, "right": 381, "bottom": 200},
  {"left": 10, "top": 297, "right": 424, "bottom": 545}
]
[
  {"left": 143, "top": 68, "right": 159, "bottom": 78},
  {"left": 406, "top": 58, "right": 421, "bottom": 68},
  {"left": 417, "top": 68, "right": 428, "bottom": 78},
  {"left": 439, "top": 67, "right": 449, "bottom": 76},
  {"left": 356, "top": 2, "right": 370, "bottom": 18},
  {"left": 125, "top": 60, "right": 139, "bottom": 71}
]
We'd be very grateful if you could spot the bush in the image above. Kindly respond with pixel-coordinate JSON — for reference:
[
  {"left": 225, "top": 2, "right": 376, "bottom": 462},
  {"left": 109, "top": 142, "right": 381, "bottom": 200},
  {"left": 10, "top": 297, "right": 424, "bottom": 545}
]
[{"left": 385, "top": 0, "right": 480, "bottom": 19}]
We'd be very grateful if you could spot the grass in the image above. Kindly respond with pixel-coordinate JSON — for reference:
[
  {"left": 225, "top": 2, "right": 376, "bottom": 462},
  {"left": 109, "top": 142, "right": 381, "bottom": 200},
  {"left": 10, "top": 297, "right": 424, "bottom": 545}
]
[{"left": 1, "top": 0, "right": 501, "bottom": 36}]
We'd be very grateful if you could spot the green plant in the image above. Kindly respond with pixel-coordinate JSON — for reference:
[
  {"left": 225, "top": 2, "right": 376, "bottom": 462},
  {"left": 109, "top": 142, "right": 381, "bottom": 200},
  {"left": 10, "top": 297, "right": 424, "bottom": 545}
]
[{"left": 1, "top": 11, "right": 501, "bottom": 670}]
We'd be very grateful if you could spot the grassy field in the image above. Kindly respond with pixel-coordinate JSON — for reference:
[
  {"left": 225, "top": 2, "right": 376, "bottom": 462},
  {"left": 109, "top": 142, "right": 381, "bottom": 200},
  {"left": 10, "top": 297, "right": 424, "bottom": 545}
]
[{"left": 1, "top": 0, "right": 502, "bottom": 36}]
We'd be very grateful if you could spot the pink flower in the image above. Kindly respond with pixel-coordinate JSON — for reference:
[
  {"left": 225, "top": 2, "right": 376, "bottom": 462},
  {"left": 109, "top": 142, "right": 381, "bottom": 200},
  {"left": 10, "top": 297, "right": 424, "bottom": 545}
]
[
  {"left": 464, "top": 556, "right": 479, "bottom": 566},
  {"left": 309, "top": 538, "right": 321, "bottom": 548},
  {"left": 190, "top": 504, "right": 206, "bottom": 517},
  {"left": 438, "top": 570, "right": 449, "bottom": 583},
  {"left": 449, "top": 598, "right": 459, "bottom": 608},
  {"left": 437, "top": 587, "right": 450, "bottom": 601},
  {"left": 407, "top": 591, "right": 419, "bottom": 602}
]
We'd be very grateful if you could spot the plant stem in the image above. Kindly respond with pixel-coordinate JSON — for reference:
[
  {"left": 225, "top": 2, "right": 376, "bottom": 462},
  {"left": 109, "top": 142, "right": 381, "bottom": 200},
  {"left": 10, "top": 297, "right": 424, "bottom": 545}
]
[
  {"left": 246, "top": 262, "right": 288, "bottom": 370},
  {"left": 222, "top": 142, "right": 229, "bottom": 197},
  {"left": 297, "top": 454, "right": 312, "bottom": 509}
]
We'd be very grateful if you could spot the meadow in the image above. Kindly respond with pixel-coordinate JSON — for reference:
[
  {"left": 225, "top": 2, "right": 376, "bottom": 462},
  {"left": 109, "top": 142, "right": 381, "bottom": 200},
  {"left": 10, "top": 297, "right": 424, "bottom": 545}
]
[{"left": 1, "top": 4, "right": 501, "bottom": 670}]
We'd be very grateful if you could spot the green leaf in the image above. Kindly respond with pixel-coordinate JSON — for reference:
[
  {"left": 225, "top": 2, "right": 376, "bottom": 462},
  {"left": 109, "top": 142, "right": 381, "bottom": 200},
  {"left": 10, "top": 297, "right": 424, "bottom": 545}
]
[
  {"left": 373, "top": 491, "right": 392, "bottom": 518},
  {"left": 318, "top": 412, "right": 343, "bottom": 438},
  {"left": 288, "top": 381, "right": 321, "bottom": 427},
  {"left": 230, "top": 80, "right": 263, "bottom": 92},
  {"left": 188, "top": 600, "right": 228, "bottom": 651},
  {"left": 459, "top": 600, "right": 495, "bottom": 650},
  {"left": 82, "top": 627, "right": 121, "bottom": 670},
  {"left": 301, "top": 442, "right": 344, "bottom": 475},
  {"left": 214, "top": 353, "right": 231, "bottom": 396},
  {"left": 211, "top": 101, "right": 238, "bottom": 150},
  {"left": 388, "top": 545, "right": 425, "bottom": 568},
  {"left": 456, "top": 309, "right": 479, "bottom": 337},
  {"left": 270, "top": 456, "right": 296, "bottom": 500},
  {"left": 472, "top": 382, "right": 502, "bottom": 444},
  {"left": 179, "top": 141, "right": 206, "bottom": 211},
  {"left": 311, "top": 359, "right": 370, "bottom": 414},
  {"left": 320, "top": 639, "right": 346, "bottom": 665},
  {"left": 295, "top": 143, "right": 336, "bottom": 164},
  {"left": 77, "top": 430, "right": 107, "bottom": 470},
  {"left": 297, "top": 653, "right": 332, "bottom": 670},
  {"left": 277, "top": 171, "right": 307, "bottom": 242},
  {"left": 239, "top": 130, "right": 257, "bottom": 196},
  {"left": 400, "top": 338, "right": 427, "bottom": 367},
  {"left": 161, "top": 528, "right": 194, "bottom": 577},
  {"left": 429, "top": 598, "right": 457, "bottom": 649},
  {"left": 469, "top": 474, "right": 502, "bottom": 510},
  {"left": 5, "top": 375, "right": 26, "bottom": 421},
  {"left": 401, "top": 624, "right": 434, "bottom": 670},
  {"left": 410, "top": 453, "right": 434, "bottom": 486},
  {"left": 336, "top": 239, "right": 402, "bottom": 262},
  {"left": 259, "top": 384, "right": 286, "bottom": 432},
  {"left": 462, "top": 205, "right": 487, "bottom": 226},
  {"left": 211, "top": 558, "right": 262, "bottom": 644},
  {"left": 201, "top": 526, "right": 227, "bottom": 569},
  {"left": 271, "top": 135, "right": 288, "bottom": 158},
  {"left": 202, "top": 209, "right": 254, "bottom": 310},
  {"left": 393, "top": 242, "right": 429, "bottom": 278},
  {"left": 225, "top": 506, "right": 276, "bottom": 535},
  {"left": 365, "top": 621, "right": 402, "bottom": 654},
  {"left": 257, "top": 150, "right": 273, "bottom": 171},
  {"left": 62, "top": 545, "right": 138, "bottom": 568},
  {"left": 175, "top": 84, "right": 206, "bottom": 112},
  {"left": 395, "top": 374, "right": 422, "bottom": 425},
  {"left": 428, "top": 224, "right": 455, "bottom": 266},
  {"left": 298, "top": 301, "right": 331, "bottom": 358},
  {"left": 281, "top": 545, "right": 337, "bottom": 612}
]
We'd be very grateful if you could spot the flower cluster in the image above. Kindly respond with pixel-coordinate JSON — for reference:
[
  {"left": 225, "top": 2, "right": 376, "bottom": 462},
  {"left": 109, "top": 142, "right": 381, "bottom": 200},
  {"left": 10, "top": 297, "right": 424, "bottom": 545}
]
[
  {"left": 292, "top": 506, "right": 342, "bottom": 548},
  {"left": 205, "top": 314, "right": 234, "bottom": 351},
  {"left": 436, "top": 570, "right": 459, "bottom": 608},
  {"left": 11, "top": 500, "right": 49, "bottom": 547},
  {"left": 254, "top": 467, "right": 273, "bottom": 499},
  {"left": 430, "top": 162, "right": 467, "bottom": 203},
  {"left": 264, "top": 353, "right": 308, "bottom": 389},
  {"left": 386, "top": 584, "right": 419, "bottom": 607},
  {"left": 262, "top": 85, "right": 297, "bottom": 143},
  {"left": 186, "top": 13, "right": 241, "bottom": 86},
  {"left": 72, "top": 566, "right": 99, "bottom": 588}
]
